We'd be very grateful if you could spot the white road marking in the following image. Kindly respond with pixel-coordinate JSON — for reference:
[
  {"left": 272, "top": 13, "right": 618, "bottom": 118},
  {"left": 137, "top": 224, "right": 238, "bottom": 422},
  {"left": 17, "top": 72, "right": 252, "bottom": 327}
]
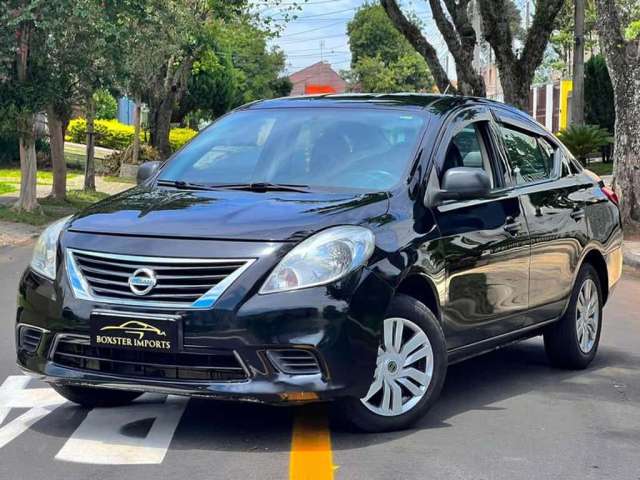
[
  {"left": 0, "top": 376, "right": 30, "bottom": 425},
  {"left": 55, "top": 394, "right": 188, "bottom": 465},
  {"left": 0, "top": 375, "right": 66, "bottom": 448}
]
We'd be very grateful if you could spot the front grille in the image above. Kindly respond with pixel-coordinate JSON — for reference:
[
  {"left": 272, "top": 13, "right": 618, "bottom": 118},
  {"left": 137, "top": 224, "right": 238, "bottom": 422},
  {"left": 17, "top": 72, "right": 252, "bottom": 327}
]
[
  {"left": 17, "top": 325, "right": 44, "bottom": 353},
  {"left": 51, "top": 335, "right": 248, "bottom": 382},
  {"left": 67, "top": 249, "right": 253, "bottom": 309},
  {"left": 267, "top": 349, "right": 322, "bottom": 375}
]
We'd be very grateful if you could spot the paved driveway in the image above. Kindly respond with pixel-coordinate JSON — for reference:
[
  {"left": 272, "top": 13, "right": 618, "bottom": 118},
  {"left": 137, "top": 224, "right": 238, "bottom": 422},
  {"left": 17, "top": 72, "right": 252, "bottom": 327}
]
[{"left": 1, "top": 244, "right": 639, "bottom": 479}]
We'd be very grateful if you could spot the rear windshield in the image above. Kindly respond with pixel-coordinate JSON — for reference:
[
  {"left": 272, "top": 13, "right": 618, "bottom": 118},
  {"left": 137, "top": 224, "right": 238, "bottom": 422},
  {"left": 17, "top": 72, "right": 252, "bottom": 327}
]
[{"left": 159, "top": 108, "right": 426, "bottom": 191}]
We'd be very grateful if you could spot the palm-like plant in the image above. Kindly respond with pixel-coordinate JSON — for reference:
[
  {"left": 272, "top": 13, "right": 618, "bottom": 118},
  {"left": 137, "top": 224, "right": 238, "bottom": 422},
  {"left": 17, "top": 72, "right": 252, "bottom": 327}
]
[{"left": 556, "top": 124, "right": 612, "bottom": 165}]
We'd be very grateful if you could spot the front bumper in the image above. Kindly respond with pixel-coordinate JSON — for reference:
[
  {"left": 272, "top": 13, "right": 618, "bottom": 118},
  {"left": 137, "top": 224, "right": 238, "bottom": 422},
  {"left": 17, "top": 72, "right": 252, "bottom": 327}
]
[{"left": 16, "top": 260, "right": 393, "bottom": 404}]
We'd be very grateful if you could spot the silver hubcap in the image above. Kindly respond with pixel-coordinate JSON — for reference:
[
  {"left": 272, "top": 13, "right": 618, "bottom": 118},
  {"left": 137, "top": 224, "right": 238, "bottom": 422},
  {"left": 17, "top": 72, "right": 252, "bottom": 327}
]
[
  {"left": 576, "top": 278, "right": 599, "bottom": 353},
  {"left": 360, "top": 317, "right": 433, "bottom": 417}
]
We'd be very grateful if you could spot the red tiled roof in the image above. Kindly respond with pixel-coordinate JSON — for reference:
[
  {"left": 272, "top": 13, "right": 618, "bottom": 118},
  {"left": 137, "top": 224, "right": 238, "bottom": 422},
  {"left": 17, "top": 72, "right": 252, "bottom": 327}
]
[{"left": 288, "top": 61, "right": 347, "bottom": 96}]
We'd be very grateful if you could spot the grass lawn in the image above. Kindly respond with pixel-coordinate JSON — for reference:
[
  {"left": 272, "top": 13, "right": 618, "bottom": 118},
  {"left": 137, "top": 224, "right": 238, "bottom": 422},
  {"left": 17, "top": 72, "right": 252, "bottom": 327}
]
[
  {"left": 103, "top": 175, "right": 136, "bottom": 184},
  {"left": 585, "top": 161, "right": 614, "bottom": 176},
  {"left": 0, "top": 168, "right": 80, "bottom": 186},
  {"left": 0, "top": 190, "right": 109, "bottom": 226},
  {"left": 0, "top": 183, "right": 17, "bottom": 195}
]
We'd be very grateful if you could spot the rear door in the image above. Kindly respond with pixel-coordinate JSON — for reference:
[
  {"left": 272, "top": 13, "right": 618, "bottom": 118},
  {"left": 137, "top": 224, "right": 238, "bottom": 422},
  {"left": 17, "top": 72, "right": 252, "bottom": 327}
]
[
  {"left": 432, "top": 106, "right": 531, "bottom": 349},
  {"left": 493, "top": 109, "right": 590, "bottom": 326}
]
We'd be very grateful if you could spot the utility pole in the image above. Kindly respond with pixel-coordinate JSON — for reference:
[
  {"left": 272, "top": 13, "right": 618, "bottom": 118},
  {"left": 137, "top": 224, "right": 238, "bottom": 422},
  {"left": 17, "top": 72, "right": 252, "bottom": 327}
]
[
  {"left": 571, "top": 0, "right": 585, "bottom": 125},
  {"left": 320, "top": 40, "right": 325, "bottom": 62}
]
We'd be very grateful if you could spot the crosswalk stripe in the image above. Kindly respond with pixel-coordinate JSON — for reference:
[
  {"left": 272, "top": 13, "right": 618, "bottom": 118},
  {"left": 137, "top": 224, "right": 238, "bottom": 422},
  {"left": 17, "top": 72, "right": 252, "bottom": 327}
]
[{"left": 55, "top": 394, "right": 188, "bottom": 465}]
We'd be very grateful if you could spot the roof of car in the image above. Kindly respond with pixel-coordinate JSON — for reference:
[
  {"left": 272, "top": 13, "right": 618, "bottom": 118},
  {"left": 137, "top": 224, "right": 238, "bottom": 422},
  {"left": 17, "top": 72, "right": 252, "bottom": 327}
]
[
  {"left": 242, "top": 93, "right": 462, "bottom": 110},
  {"left": 242, "top": 93, "right": 523, "bottom": 116}
]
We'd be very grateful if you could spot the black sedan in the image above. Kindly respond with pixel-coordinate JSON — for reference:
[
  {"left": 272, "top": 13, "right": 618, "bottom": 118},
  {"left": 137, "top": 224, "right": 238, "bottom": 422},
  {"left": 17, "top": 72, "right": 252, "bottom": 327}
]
[{"left": 16, "top": 94, "right": 623, "bottom": 432}]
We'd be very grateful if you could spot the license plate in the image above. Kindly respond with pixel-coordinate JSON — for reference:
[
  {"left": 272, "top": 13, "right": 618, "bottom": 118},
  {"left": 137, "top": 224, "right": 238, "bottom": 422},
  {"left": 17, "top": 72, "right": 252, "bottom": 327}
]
[{"left": 90, "top": 312, "right": 180, "bottom": 353}]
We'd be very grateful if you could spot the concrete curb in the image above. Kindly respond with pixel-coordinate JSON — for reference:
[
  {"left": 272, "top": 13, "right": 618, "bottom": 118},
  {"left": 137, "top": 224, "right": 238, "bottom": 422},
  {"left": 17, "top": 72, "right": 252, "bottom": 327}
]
[{"left": 623, "top": 242, "right": 640, "bottom": 273}]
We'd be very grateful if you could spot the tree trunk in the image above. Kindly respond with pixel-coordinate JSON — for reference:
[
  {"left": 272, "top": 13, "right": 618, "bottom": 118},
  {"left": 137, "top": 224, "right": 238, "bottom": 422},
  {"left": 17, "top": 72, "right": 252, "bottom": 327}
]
[
  {"left": 478, "top": 0, "right": 565, "bottom": 110},
  {"left": 132, "top": 99, "right": 142, "bottom": 165},
  {"left": 47, "top": 105, "right": 67, "bottom": 200},
  {"left": 380, "top": 0, "right": 480, "bottom": 95},
  {"left": 14, "top": 115, "right": 39, "bottom": 212},
  {"left": 84, "top": 95, "right": 96, "bottom": 191},
  {"left": 594, "top": 0, "right": 640, "bottom": 233},
  {"left": 609, "top": 68, "right": 640, "bottom": 233},
  {"left": 150, "top": 97, "right": 173, "bottom": 159},
  {"left": 147, "top": 56, "right": 194, "bottom": 159},
  {"left": 14, "top": 19, "right": 38, "bottom": 212},
  {"left": 499, "top": 68, "right": 532, "bottom": 111},
  {"left": 571, "top": 0, "right": 586, "bottom": 125}
]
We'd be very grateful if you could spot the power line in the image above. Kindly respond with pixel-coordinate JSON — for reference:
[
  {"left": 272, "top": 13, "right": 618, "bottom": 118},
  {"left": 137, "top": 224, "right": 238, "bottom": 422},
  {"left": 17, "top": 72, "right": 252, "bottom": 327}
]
[
  {"left": 284, "top": 45, "right": 348, "bottom": 53},
  {"left": 273, "top": 7, "right": 356, "bottom": 19},
  {"left": 286, "top": 51, "right": 350, "bottom": 57},
  {"left": 257, "top": 0, "right": 348, "bottom": 5},
  {"left": 276, "top": 20, "right": 346, "bottom": 37},
  {"left": 277, "top": 32, "right": 349, "bottom": 44}
]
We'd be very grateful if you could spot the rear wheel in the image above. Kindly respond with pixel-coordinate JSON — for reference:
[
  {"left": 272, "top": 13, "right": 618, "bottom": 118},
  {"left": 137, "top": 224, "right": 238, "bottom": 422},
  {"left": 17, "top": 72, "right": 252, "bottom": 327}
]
[
  {"left": 339, "top": 294, "right": 447, "bottom": 432},
  {"left": 544, "top": 264, "right": 603, "bottom": 369},
  {"left": 51, "top": 384, "right": 142, "bottom": 407}
]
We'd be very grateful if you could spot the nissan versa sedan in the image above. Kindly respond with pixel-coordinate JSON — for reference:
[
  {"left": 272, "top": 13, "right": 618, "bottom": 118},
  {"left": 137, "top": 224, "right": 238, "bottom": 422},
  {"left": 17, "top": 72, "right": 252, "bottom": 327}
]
[{"left": 16, "top": 94, "right": 623, "bottom": 432}]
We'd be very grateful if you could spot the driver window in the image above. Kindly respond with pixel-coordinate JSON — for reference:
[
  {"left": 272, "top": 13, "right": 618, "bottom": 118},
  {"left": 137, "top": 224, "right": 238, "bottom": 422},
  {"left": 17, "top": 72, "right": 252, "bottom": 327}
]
[{"left": 441, "top": 123, "right": 495, "bottom": 188}]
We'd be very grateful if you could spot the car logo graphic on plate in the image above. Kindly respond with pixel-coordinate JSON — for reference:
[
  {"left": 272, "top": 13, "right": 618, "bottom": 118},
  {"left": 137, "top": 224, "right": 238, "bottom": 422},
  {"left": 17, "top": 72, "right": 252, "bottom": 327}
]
[
  {"left": 128, "top": 268, "right": 157, "bottom": 296},
  {"left": 99, "top": 320, "right": 167, "bottom": 340}
]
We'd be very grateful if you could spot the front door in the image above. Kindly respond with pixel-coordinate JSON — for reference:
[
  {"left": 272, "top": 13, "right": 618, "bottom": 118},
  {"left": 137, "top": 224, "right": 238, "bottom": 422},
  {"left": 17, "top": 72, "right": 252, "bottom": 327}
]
[{"left": 431, "top": 107, "right": 531, "bottom": 349}]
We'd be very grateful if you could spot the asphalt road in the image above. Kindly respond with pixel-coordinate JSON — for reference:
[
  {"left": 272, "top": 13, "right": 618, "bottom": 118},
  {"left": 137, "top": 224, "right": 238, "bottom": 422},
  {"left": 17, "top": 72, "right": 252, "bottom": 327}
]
[{"left": 1, "top": 243, "right": 639, "bottom": 480}]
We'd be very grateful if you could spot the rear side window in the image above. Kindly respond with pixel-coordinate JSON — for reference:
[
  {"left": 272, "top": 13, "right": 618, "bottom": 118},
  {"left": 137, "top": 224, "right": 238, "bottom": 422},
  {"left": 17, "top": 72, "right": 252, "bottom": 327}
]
[{"left": 500, "top": 126, "right": 555, "bottom": 184}]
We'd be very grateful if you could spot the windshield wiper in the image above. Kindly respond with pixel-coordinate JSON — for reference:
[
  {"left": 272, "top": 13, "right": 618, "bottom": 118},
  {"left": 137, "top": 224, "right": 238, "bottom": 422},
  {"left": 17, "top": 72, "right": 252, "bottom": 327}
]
[
  {"left": 156, "top": 179, "right": 217, "bottom": 191},
  {"left": 157, "top": 180, "right": 310, "bottom": 193},
  {"left": 216, "top": 182, "right": 311, "bottom": 193}
]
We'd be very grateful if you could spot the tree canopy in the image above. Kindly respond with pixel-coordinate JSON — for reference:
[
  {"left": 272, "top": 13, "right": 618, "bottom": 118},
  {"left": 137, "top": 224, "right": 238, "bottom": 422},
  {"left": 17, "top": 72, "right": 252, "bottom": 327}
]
[{"left": 346, "top": 4, "right": 434, "bottom": 93}]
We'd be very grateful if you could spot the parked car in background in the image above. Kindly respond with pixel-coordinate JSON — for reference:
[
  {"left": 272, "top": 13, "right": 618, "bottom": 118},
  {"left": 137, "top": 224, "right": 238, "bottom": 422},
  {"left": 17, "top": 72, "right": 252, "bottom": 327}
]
[{"left": 16, "top": 94, "right": 623, "bottom": 432}]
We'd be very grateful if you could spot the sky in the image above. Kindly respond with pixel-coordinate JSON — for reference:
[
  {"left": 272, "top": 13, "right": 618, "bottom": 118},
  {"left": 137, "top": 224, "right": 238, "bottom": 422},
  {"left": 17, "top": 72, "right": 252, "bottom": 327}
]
[{"left": 262, "top": 0, "right": 443, "bottom": 75}]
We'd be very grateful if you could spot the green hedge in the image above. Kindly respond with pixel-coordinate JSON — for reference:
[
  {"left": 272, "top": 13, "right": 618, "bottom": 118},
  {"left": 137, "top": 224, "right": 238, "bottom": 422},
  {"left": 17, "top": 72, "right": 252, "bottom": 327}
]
[{"left": 66, "top": 119, "right": 197, "bottom": 152}]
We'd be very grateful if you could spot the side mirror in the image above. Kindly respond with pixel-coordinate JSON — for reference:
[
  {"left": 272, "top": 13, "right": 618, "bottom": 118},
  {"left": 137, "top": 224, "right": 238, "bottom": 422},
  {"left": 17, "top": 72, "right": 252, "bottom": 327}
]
[
  {"left": 136, "top": 161, "right": 162, "bottom": 185},
  {"left": 433, "top": 167, "right": 491, "bottom": 204}
]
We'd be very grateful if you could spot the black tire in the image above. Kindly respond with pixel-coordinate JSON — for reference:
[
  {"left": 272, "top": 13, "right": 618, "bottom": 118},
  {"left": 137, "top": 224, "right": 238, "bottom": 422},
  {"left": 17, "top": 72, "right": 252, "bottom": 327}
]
[
  {"left": 338, "top": 294, "right": 447, "bottom": 432},
  {"left": 51, "top": 384, "right": 143, "bottom": 407},
  {"left": 544, "top": 264, "right": 603, "bottom": 369}
]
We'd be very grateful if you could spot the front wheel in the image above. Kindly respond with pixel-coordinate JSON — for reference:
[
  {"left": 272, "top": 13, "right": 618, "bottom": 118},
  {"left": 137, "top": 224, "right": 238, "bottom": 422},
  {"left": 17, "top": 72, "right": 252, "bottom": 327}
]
[
  {"left": 544, "top": 264, "right": 603, "bottom": 369},
  {"left": 338, "top": 294, "right": 447, "bottom": 432},
  {"left": 51, "top": 384, "right": 143, "bottom": 407}
]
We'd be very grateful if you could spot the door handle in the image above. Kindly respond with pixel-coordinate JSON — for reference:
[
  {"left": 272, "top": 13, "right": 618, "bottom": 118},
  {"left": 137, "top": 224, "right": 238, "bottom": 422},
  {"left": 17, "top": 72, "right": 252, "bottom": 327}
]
[
  {"left": 503, "top": 217, "right": 523, "bottom": 235},
  {"left": 570, "top": 208, "right": 585, "bottom": 220}
]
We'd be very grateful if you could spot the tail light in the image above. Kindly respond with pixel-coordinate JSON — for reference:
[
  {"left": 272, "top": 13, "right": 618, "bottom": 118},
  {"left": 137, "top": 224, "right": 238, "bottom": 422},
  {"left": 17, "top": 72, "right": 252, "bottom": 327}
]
[{"left": 601, "top": 185, "right": 619, "bottom": 205}]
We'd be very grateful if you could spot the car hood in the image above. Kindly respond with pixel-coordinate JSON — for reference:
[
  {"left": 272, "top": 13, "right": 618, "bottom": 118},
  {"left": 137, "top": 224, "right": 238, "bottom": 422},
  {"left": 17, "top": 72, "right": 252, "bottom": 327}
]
[{"left": 68, "top": 186, "right": 390, "bottom": 242}]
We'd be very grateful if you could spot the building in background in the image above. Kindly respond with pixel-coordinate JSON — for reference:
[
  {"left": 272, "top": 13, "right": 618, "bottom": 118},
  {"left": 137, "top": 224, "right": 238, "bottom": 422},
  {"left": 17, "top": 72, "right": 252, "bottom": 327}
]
[
  {"left": 288, "top": 61, "right": 347, "bottom": 96},
  {"left": 528, "top": 79, "right": 573, "bottom": 133}
]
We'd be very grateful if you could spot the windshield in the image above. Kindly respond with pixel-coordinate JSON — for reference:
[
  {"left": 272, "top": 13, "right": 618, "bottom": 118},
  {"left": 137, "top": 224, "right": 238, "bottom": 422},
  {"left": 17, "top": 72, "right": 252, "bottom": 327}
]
[{"left": 158, "top": 108, "right": 426, "bottom": 191}]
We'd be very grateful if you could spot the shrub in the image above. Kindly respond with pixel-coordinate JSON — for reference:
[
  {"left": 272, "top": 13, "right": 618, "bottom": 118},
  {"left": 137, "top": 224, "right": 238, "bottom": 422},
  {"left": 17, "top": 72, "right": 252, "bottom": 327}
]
[
  {"left": 557, "top": 124, "right": 612, "bottom": 165},
  {"left": 67, "top": 118, "right": 135, "bottom": 150},
  {"left": 66, "top": 118, "right": 197, "bottom": 152},
  {"left": 94, "top": 89, "right": 118, "bottom": 120},
  {"left": 169, "top": 128, "right": 197, "bottom": 151},
  {"left": 0, "top": 131, "right": 50, "bottom": 166},
  {"left": 585, "top": 55, "right": 614, "bottom": 134}
]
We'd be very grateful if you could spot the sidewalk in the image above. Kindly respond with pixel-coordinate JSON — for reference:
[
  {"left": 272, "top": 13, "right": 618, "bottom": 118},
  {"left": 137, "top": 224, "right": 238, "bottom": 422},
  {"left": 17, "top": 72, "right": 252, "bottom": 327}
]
[{"left": 624, "top": 241, "right": 640, "bottom": 273}]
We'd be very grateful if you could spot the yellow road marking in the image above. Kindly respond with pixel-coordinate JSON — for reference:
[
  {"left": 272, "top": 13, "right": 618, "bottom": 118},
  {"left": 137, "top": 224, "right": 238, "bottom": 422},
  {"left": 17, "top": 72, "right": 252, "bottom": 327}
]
[{"left": 290, "top": 405, "right": 336, "bottom": 480}]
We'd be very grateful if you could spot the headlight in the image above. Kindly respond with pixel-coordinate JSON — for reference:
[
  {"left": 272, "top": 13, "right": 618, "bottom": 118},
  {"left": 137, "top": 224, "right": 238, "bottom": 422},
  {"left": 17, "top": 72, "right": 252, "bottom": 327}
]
[
  {"left": 30, "top": 216, "right": 71, "bottom": 280},
  {"left": 260, "top": 225, "right": 375, "bottom": 294}
]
